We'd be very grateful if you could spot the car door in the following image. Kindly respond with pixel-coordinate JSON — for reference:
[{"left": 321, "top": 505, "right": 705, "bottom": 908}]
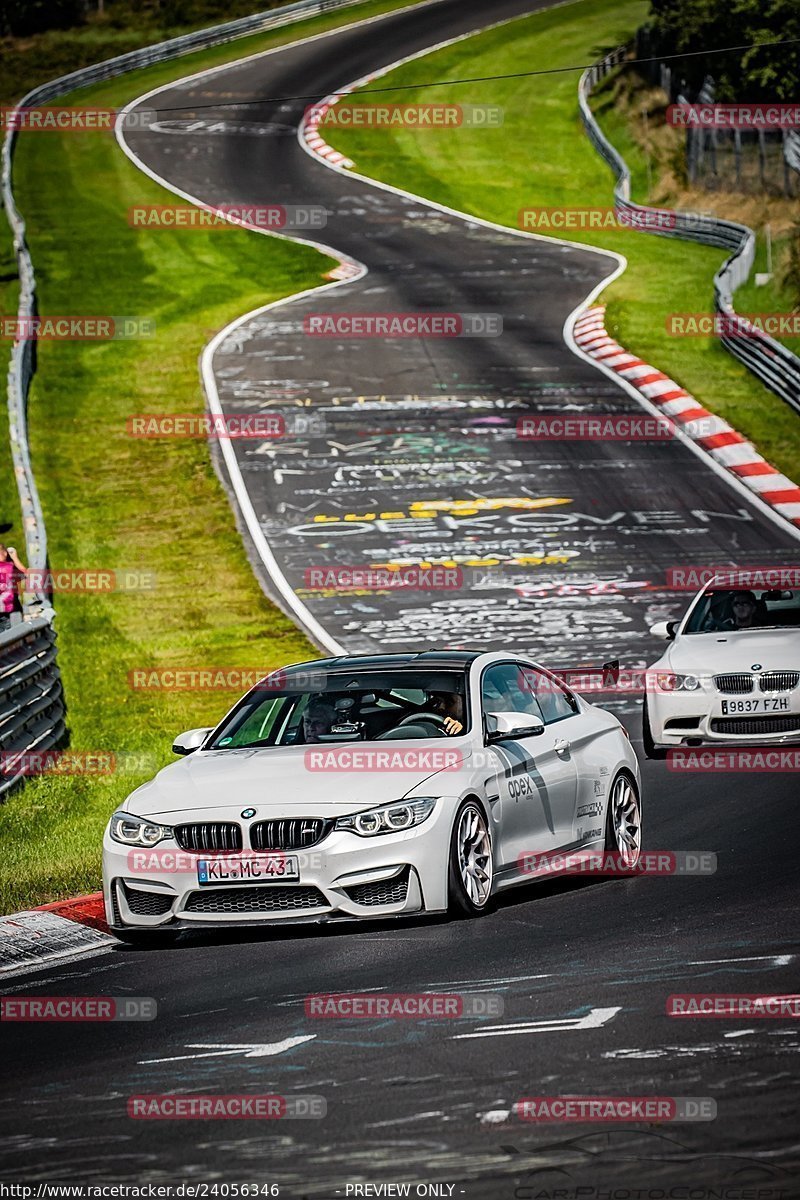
[{"left": 481, "top": 662, "right": 578, "bottom": 867}]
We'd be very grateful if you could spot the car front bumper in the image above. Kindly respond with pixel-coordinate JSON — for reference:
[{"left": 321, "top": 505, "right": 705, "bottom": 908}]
[
  {"left": 102, "top": 800, "right": 456, "bottom": 930},
  {"left": 648, "top": 687, "right": 800, "bottom": 746}
]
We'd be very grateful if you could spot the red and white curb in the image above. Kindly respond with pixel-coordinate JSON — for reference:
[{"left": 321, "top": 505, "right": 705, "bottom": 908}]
[
  {"left": 302, "top": 94, "right": 356, "bottom": 170},
  {"left": 1, "top": 893, "right": 111, "bottom": 975},
  {"left": 325, "top": 260, "right": 363, "bottom": 281},
  {"left": 573, "top": 306, "right": 800, "bottom": 530}
]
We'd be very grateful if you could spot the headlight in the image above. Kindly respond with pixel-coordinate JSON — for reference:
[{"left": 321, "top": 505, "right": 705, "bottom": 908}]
[
  {"left": 109, "top": 812, "right": 173, "bottom": 846},
  {"left": 335, "top": 797, "right": 437, "bottom": 837},
  {"left": 656, "top": 673, "right": 700, "bottom": 692}
]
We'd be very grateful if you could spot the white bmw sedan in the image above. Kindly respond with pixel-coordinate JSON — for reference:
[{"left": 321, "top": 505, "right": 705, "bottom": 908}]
[
  {"left": 644, "top": 581, "right": 800, "bottom": 757},
  {"left": 103, "top": 650, "right": 641, "bottom": 942}
]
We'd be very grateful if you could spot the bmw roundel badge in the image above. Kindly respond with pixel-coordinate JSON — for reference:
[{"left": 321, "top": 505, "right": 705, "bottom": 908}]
[{"left": 241, "top": 808, "right": 256, "bottom": 819}]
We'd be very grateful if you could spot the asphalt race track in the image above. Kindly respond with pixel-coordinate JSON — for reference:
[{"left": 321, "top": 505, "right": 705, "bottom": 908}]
[{"left": 3, "top": 0, "right": 799, "bottom": 1193}]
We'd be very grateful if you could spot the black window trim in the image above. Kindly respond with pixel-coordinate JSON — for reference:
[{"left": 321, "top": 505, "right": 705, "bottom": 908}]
[{"left": 478, "top": 659, "right": 579, "bottom": 730}]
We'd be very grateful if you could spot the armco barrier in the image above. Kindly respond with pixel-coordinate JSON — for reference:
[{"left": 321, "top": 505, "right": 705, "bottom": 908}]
[
  {"left": 0, "top": 615, "right": 65, "bottom": 799},
  {"left": 1, "top": 0, "right": 372, "bottom": 797},
  {"left": 785, "top": 130, "right": 800, "bottom": 176},
  {"left": 579, "top": 49, "right": 800, "bottom": 416}
]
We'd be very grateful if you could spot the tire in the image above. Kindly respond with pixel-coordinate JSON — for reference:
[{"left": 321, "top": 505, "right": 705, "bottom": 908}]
[
  {"left": 447, "top": 799, "right": 494, "bottom": 917},
  {"left": 642, "top": 699, "right": 668, "bottom": 759},
  {"left": 112, "top": 927, "right": 177, "bottom": 948},
  {"left": 604, "top": 771, "right": 642, "bottom": 868}
]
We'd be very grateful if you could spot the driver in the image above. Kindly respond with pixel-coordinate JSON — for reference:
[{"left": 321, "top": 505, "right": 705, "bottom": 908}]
[
  {"left": 302, "top": 701, "right": 337, "bottom": 744},
  {"left": 427, "top": 691, "right": 464, "bottom": 736},
  {"left": 730, "top": 590, "right": 760, "bottom": 630}
]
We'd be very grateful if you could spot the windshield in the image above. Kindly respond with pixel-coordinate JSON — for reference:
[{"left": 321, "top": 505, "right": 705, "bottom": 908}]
[
  {"left": 683, "top": 588, "right": 800, "bottom": 634},
  {"left": 207, "top": 669, "right": 470, "bottom": 749}
]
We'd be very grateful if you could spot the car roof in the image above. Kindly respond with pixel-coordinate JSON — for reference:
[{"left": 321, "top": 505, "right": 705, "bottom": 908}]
[{"left": 278, "top": 650, "right": 485, "bottom": 676}]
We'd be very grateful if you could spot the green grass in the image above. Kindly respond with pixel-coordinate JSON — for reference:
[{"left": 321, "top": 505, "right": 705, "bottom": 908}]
[
  {"left": 328, "top": 0, "right": 800, "bottom": 482},
  {"left": 0, "top": 0, "right": 429, "bottom": 912}
]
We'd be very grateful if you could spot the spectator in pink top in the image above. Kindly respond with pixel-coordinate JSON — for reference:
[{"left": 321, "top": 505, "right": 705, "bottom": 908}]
[{"left": 0, "top": 544, "right": 26, "bottom": 632}]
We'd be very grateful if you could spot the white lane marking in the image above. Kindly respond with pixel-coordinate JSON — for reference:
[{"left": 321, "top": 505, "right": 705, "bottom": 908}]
[
  {"left": 479, "top": 1109, "right": 511, "bottom": 1125},
  {"left": 453, "top": 1005, "right": 621, "bottom": 1039},
  {"left": 367, "top": 1111, "right": 446, "bottom": 1128},
  {"left": 140, "top": 1034, "right": 316, "bottom": 1063},
  {"left": 603, "top": 1045, "right": 720, "bottom": 1059},
  {"left": 687, "top": 955, "right": 794, "bottom": 967},
  {"left": 425, "top": 973, "right": 553, "bottom": 988}
]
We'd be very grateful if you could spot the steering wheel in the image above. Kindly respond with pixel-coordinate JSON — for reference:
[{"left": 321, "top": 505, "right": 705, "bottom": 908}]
[{"left": 376, "top": 711, "right": 450, "bottom": 739}]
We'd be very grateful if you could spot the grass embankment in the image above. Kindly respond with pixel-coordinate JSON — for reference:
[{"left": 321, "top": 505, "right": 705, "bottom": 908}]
[
  {"left": 0, "top": 0, "right": 427, "bottom": 911},
  {"left": 328, "top": 0, "right": 800, "bottom": 482}
]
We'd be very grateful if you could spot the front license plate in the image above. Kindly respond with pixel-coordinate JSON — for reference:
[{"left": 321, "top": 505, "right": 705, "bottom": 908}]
[
  {"left": 720, "top": 697, "right": 790, "bottom": 715},
  {"left": 197, "top": 854, "right": 300, "bottom": 885}
]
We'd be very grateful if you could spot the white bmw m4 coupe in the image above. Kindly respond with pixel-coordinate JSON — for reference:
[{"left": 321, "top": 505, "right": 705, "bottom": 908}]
[
  {"left": 644, "top": 580, "right": 800, "bottom": 757},
  {"left": 103, "top": 650, "right": 642, "bottom": 942}
]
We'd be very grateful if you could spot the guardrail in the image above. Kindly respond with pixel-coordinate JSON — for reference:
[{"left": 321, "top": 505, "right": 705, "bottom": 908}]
[
  {"left": 579, "top": 48, "right": 800, "bottom": 416},
  {"left": 0, "top": 614, "right": 65, "bottom": 798},
  {"left": 1, "top": 0, "right": 371, "bottom": 797}
]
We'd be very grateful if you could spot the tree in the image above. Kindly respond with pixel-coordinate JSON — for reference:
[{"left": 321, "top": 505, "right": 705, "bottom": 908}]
[
  {"left": 646, "top": 0, "right": 800, "bottom": 100},
  {"left": 1, "top": 0, "right": 88, "bottom": 37}
]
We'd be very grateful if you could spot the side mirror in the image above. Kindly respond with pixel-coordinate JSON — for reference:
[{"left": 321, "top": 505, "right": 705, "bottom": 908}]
[
  {"left": 486, "top": 711, "right": 545, "bottom": 743},
  {"left": 172, "top": 727, "right": 213, "bottom": 756},
  {"left": 650, "top": 620, "right": 678, "bottom": 640}
]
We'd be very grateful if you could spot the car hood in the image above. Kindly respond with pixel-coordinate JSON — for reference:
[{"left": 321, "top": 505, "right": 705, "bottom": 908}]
[
  {"left": 664, "top": 629, "right": 799, "bottom": 674},
  {"left": 123, "top": 741, "right": 469, "bottom": 818}
]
